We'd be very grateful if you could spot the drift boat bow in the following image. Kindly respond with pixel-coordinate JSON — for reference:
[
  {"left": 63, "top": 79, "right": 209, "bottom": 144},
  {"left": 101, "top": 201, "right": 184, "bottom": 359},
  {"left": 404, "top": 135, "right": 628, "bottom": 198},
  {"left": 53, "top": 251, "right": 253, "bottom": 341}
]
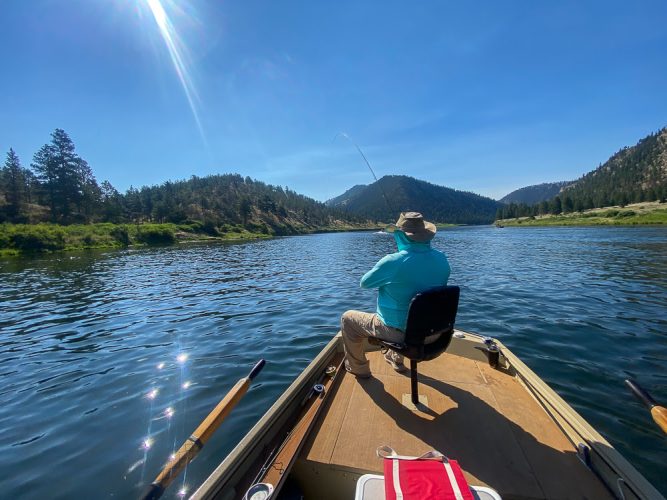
[{"left": 191, "top": 331, "right": 663, "bottom": 500}]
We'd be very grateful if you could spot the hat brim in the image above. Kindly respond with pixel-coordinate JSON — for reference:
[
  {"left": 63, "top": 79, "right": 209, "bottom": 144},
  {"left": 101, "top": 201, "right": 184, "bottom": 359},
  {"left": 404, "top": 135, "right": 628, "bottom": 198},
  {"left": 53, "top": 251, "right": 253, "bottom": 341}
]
[{"left": 385, "top": 221, "right": 436, "bottom": 241}]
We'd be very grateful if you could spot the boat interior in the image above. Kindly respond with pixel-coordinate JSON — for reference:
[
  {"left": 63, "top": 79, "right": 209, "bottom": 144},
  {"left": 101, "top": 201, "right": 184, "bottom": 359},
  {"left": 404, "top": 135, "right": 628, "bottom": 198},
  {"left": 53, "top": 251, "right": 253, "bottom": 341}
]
[
  {"left": 293, "top": 348, "right": 612, "bottom": 500},
  {"left": 195, "top": 332, "right": 660, "bottom": 500}
]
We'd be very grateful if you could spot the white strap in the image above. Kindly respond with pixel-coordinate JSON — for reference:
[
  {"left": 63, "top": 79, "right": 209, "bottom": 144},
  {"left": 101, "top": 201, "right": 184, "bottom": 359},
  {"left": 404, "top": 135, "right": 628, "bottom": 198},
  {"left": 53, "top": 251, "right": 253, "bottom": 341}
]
[
  {"left": 392, "top": 459, "right": 404, "bottom": 500},
  {"left": 377, "top": 445, "right": 448, "bottom": 462},
  {"left": 443, "top": 461, "right": 464, "bottom": 500},
  {"left": 380, "top": 446, "right": 466, "bottom": 500}
]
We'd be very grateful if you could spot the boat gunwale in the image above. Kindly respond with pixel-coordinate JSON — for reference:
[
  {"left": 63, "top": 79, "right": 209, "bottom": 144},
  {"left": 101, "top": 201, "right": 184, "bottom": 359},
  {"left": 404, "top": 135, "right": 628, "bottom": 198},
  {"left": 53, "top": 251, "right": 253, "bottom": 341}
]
[
  {"left": 190, "top": 334, "right": 342, "bottom": 500},
  {"left": 495, "top": 337, "right": 664, "bottom": 500}
]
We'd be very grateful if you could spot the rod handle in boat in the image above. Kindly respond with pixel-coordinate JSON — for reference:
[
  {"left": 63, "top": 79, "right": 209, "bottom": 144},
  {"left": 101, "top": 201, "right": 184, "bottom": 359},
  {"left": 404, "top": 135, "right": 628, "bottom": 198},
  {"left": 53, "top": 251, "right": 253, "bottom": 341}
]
[
  {"left": 141, "top": 359, "right": 266, "bottom": 500},
  {"left": 625, "top": 379, "right": 667, "bottom": 435}
]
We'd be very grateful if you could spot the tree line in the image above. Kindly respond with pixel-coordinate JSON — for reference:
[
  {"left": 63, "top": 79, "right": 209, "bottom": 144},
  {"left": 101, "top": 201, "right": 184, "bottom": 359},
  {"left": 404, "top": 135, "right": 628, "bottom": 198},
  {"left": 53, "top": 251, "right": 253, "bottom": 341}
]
[
  {"left": 496, "top": 127, "right": 667, "bottom": 220},
  {"left": 0, "top": 129, "right": 365, "bottom": 232}
]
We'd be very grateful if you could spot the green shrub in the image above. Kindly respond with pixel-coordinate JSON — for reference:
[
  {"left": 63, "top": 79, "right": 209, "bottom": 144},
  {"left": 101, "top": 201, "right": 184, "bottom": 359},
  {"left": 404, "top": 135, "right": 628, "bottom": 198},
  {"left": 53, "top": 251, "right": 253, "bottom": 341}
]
[
  {"left": 616, "top": 210, "right": 636, "bottom": 218},
  {"left": 201, "top": 220, "right": 220, "bottom": 236},
  {"left": 177, "top": 221, "right": 201, "bottom": 233},
  {"left": 11, "top": 226, "right": 66, "bottom": 252},
  {"left": 111, "top": 226, "right": 130, "bottom": 246},
  {"left": 0, "top": 226, "right": 11, "bottom": 249},
  {"left": 82, "top": 234, "right": 95, "bottom": 247},
  {"left": 136, "top": 225, "right": 176, "bottom": 245}
]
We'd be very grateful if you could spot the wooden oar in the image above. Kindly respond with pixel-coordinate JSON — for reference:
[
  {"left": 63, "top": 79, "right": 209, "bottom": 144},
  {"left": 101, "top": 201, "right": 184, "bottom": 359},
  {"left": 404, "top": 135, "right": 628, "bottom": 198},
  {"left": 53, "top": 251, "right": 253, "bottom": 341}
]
[
  {"left": 249, "top": 353, "right": 345, "bottom": 498},
  {"left": 625, "top": 379, "right": 667, "bottom": 435},
  {"left": 142, "top": 359, "right": 266, "bottom": 500}
]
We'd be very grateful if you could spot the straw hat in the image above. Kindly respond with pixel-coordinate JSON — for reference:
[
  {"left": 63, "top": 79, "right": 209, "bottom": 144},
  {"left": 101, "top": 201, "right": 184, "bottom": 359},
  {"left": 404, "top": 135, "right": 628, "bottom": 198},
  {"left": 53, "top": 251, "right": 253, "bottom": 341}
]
[{"left": 387, "top": 212, "right": 436, "bottom": 242}]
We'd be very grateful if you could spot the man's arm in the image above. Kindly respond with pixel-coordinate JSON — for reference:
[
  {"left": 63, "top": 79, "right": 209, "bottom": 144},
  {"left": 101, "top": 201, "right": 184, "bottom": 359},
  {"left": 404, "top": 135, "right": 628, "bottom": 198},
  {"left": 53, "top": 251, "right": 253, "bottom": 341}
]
[{"left": 360, "top": 254, "right": 399, "bottom": 289}]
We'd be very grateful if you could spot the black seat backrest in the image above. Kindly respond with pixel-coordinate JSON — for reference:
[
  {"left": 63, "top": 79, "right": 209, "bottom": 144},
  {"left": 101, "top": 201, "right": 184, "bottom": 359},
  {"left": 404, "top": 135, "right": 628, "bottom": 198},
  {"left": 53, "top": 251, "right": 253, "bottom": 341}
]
[{"left": 403, "top": 285, "right": 460, "bottom": 361}]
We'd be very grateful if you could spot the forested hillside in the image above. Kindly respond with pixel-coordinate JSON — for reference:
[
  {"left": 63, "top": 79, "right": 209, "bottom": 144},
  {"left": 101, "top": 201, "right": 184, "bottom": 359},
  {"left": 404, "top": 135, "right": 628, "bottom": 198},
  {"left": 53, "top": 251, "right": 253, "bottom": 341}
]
[
  {"left": 499, "top": 181, "right": 572, "bottom": 205},
  {"left": 325, "top": 184, "right": 368, "bottom": 208},
  {"left": 497, "top": 127, "right": 667, "bottom": 220},
  {"left": 0, "top": 129, "right": 367, "bottom": 235},
  {"left": 561, "top": 128, "right": 666, "bottom": 207},
  {"left": 327, "top": 175, "right": 501, "bottom": 224}
]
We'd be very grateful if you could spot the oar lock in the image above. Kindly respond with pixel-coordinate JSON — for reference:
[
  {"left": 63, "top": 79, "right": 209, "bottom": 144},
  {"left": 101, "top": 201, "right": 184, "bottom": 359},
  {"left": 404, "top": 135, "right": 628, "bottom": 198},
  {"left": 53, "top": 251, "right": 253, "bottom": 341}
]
[
  {"left": 481, "top": 337, "right": 500, "bottom": 369},
  {"left": 243, "top": 482, "right": 273, "bottom": 500}
]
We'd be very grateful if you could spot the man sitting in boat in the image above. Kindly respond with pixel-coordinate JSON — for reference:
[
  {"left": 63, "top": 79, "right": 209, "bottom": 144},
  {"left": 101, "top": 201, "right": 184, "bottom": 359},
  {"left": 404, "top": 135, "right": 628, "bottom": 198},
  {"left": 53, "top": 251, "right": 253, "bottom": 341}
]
[{"left": 341, "top": 212, "right": 451, "bottom": 378}]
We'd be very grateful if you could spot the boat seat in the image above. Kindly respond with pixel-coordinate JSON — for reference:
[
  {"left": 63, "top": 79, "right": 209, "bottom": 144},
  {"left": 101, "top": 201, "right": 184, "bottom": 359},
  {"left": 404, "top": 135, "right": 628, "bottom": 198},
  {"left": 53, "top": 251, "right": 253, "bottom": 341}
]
[{"left": 375, "top": 285, "right": 460, "bottom": 406}]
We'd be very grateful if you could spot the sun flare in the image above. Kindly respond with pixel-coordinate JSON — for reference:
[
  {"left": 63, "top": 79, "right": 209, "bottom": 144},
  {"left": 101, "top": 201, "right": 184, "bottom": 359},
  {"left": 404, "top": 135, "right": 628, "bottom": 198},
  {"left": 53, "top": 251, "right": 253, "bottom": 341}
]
[{"left": 143, "top": 0, "right": 205, "bottom": 141}]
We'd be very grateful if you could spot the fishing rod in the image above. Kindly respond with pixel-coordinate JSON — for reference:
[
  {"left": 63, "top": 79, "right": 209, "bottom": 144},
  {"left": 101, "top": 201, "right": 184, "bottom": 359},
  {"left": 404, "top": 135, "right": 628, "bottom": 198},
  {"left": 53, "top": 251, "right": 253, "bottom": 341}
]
[{"left": 333, "top": 132, "right": 396, "bottom": 219}]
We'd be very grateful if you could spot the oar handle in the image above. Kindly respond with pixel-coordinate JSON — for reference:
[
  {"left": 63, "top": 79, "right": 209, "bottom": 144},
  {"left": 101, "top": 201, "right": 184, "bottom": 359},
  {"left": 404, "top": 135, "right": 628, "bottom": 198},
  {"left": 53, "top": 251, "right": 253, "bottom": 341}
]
[
  {"left": 625, "top": 379, "right": 657, "bottom": 409},
  {"left": 141, "top": 359, "right": 266, "bottom": 500}
]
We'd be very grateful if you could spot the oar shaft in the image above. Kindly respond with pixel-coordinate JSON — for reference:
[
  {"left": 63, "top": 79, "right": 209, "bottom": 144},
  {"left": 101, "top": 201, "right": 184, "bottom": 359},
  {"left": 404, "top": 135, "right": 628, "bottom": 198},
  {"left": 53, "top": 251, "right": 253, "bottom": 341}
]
[
  {"left": 625, "top": 379, "right": 657, "bottom": 409},
  {"left": 625, "top": 378, "right": 667, "bottom": 435},
  {"left": 143, "top": 360, "right": 265, "bottom": 500}
]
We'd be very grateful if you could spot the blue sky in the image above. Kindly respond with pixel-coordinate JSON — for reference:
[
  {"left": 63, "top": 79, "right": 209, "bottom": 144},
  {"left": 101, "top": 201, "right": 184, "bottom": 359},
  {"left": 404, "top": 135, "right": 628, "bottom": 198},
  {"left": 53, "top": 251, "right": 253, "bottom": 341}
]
[{"left": 1, "top": 0, "right": 666, "bottom": 201}]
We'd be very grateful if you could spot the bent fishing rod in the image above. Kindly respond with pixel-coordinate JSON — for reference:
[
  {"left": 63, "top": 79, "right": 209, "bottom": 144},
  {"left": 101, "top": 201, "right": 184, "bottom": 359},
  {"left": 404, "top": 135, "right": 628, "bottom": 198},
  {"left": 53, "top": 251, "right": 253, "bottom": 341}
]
[{"left": 333, "top": 132, "right": 397, "bottom": 218}]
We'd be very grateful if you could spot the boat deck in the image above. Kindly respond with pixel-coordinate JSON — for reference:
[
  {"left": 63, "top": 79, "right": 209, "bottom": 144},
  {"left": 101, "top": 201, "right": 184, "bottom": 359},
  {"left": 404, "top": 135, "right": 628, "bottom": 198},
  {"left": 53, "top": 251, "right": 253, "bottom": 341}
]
[{"left": 298, "top": 349, "right": 612, "bottom": 499}]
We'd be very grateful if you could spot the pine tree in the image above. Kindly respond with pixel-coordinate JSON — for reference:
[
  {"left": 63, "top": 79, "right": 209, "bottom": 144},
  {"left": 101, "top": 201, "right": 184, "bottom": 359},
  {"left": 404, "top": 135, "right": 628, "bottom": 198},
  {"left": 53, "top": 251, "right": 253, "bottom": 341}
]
[
  {"left": 2, "top": 149, "right": 28, "bottom": 220},
  {"left": 31, "top": 129, "right": 99, "bottom": 222},
  {"left": 31, "top": 144, "right": 58, "bottom": 220},
  {"left": 50, "top": 129, "right": 84, "bottom": 220}
]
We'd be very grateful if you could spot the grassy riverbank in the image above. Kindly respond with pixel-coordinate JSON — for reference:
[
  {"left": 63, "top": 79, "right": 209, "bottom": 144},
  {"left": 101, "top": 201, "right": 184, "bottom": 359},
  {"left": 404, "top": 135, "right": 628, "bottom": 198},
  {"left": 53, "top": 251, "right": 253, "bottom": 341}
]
[
  {"left": 0, "top": 220, "right": 383, "bottom": 256},
  {"left": 0, "top": 222, "right": 272, "bottom": 256},
  {"left": 497, "top": 201, "right": 667, "bottom": 227}
]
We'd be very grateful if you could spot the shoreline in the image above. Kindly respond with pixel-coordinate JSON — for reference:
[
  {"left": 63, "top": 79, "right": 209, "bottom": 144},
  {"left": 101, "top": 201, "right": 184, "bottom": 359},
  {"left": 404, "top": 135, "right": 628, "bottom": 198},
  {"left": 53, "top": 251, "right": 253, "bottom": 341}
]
[
  {"left": 0, "top": 222, "right": 383, "bottom": 256},
  {"left": 496, "top": 201, "right": 667, "bottom": 227}
]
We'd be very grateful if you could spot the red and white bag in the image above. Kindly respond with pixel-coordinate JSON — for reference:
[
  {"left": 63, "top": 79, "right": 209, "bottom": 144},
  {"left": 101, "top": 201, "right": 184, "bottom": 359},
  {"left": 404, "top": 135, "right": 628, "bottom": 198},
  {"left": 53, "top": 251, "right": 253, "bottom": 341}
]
[{"left": 378, "top": 446, "right": 474, "bottom": 500}]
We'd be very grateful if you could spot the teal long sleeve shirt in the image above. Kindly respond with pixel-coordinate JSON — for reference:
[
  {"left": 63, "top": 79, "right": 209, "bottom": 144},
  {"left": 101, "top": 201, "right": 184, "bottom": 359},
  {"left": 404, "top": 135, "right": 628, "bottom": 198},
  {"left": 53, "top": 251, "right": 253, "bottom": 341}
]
[{"left": 360, "top": 231, "right": 451, "bottom": 331}]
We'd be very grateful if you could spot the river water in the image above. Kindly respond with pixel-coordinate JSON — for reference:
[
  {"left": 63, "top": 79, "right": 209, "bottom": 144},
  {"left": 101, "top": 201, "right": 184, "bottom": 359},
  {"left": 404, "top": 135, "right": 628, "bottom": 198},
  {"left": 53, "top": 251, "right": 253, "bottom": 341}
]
[{"left": 1, "top": 226, "right": 666, "bottom": 498}]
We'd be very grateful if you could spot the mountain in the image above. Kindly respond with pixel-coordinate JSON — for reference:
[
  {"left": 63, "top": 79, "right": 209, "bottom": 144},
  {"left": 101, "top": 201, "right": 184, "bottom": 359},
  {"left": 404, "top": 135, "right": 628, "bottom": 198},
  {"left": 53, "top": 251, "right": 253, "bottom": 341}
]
[
  {"left": 499, "top": 181, "right": 572, "bottom": 205},
  {"left": 325, "top": 184, "right": 369, "bottom": 208},
  {"left": 559, "top": 127, "right": 667, "bottom": 207},
  {"left": 326, "top": 175, "right": 501, "bottom": 225},
  {"left": 496, "top": 127, "right": 667, "bottom": 219}
]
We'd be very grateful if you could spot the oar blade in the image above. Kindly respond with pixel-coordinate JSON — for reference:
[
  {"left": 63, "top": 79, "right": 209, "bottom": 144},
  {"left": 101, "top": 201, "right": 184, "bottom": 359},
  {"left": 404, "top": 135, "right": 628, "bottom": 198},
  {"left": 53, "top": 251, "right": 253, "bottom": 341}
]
[{"left": 651, "top": 406, "right": 667, "bottom": 435}]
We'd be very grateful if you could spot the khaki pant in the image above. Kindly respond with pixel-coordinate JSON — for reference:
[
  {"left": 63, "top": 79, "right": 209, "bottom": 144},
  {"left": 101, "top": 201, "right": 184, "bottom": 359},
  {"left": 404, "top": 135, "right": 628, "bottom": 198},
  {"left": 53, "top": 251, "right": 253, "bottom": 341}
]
[{"left": 341, "top": 310, "right": 405, "bottom": 376}]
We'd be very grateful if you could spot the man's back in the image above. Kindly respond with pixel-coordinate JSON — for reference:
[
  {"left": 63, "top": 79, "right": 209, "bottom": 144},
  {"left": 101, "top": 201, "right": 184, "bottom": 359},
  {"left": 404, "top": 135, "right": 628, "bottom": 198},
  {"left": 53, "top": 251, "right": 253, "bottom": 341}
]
[{"left": 361, "top": 234, "right": 451, "bottom": 330}]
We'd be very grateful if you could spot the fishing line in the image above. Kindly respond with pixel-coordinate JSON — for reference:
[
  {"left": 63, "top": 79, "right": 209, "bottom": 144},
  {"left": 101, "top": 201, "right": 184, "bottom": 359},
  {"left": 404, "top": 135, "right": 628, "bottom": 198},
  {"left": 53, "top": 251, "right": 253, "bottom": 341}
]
[{"left": 332, "top": 132, "right": 396, "bottom": 218}]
